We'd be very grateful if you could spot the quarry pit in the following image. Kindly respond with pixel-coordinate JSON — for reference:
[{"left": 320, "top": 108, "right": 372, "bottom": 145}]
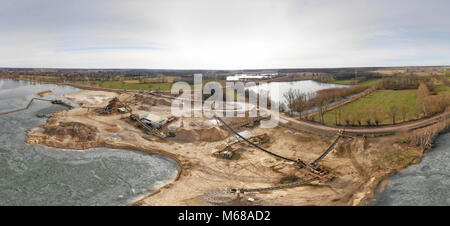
[{"left": 25, "top": 89, "right": 441, "bottom": 206}]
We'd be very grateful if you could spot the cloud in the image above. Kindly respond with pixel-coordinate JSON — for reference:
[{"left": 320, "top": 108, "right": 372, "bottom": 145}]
[{"left": 0, "top": 0, "right": 449, "bottom": 69}]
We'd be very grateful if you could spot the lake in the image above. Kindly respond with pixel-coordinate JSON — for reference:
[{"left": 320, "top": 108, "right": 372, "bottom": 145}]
[
  {"left": 246, "top": 80, "right": 350, "bottom": 104},
  {"left": 0, "top": 79, "right": 178, "bottom": 205}
]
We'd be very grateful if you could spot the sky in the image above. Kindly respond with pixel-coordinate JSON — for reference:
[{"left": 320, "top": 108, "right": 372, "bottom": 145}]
[{"left": 1, "top": 0, "right": 450, "bottom": 69}]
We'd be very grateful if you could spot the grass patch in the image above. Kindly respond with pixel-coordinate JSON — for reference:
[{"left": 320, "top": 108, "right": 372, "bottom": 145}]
[
  {"left": 99, "top": 79, "right": 215, "bottom": 91},
  {"left": 148, "top": 83, "right": 173, "bottom": 90},
  {"left": 330, "top": 79, "right": 380, "bottom": 86},
  {"left": 331, "top": 79, "right": 354, "bottom": 85},
  {"left": 359, "top": 79, "right": 381, "bottom": 86},
  {"left": 380, "top": 149, "right": 420, "bottom": 169},
  {"left": 99, "top": 81, "right": 125, "bottom": 89},
  {"left": 322, "top": 89, "right": 419, "bottom": 126},
  {"left": 435, "top": 81, "right": 450, "bottom": 95}
]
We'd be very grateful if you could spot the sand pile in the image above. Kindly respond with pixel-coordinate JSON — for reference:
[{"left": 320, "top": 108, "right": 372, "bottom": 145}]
[
  {"left": 199, "top": 127, "right": 229, "bottom": 142},
  {"left": 157, "top": 98, "right": 172, "bottom": 106},
  {"left": 106, "top": 97, "right": 124, "bottom": 110},
  {"left": 65, "top": 90, "right": 117, "bottom": 107},
  {"left": 142, "top": 96, "right": 172, "bottom": 106},
  {"left": 203, "top": 189, "right": 236, "bottom": 205},
  {"left": 37, "top": 89, "right": 53, "bottom": 97},
  {"left": 171, "top": 126, "right": 230, "bottom": 143},
  {"left": 248, "top": 133, "right": 270, "bottom": 144},
  {"left": 27, "top": 122, "right": 101, "bottom": 149},
  {"left": 104, "top": 97, "right": 128, "bottom": 115},
  {"left": 138, "top": 106, "right": 150, "bottom": 111},
  {"left": 42, "top": 122, "right": 99, "bottom": 142}
]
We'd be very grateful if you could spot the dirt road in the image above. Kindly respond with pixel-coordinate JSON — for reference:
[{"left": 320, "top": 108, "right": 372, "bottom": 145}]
[{"left": 279, "top": 110, "right": 450, "bottom": 135}]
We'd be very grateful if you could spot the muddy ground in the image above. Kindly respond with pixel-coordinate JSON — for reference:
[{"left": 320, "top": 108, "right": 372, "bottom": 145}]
[{"left": 26, "top": 90, "right": 430, "bottom": 206}]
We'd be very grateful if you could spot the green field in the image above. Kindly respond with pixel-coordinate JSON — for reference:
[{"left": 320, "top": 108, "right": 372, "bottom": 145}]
[
  {"left": 331, "top": 79, "right": 380, "bottom": 86},
  {"left": 100, "top": 81, "right": 154, "bottom": 90},
  {"left": 331, "top": 80, "right": 353, "bottom": 85},
  {"left": 434, "top": 80, "right": 450, "bottom": 95},
  {"left": 359, "top": 79, "right": 381, "bottom": 86},
  {"left": 321, "top": 89, "right": 419, "bottom": 126},
  {"left": 435, "top": 82, "right": 450, "bottom": 95},
  {"left": 99, "top": 80, "right": 215, "bottom": 91},
  {"left": 70, "top": 80, "right": 174, "bottom": 90}
]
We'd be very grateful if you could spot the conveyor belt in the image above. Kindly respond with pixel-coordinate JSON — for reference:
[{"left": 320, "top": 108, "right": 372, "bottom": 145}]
[
  {"left": 311, "top": 135, "right": 342, "bottom": 166},
  {"left": 215, "top": 117, "right": 298, "bottom": 163},
  {"left": 0, "top": 98, "right": 52, "bottom": 116},
  {"left": 233, "top": 177, "right": 319, "bottom": 193}
]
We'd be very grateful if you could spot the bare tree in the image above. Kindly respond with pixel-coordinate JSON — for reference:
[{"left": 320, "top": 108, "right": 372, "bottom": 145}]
[
  {"left": 371, "top": 105, "right": 380, "bottom": 126},
  {"left": 338, "top": 108, "right": 342, "bottom": 126},
  {"left": 400, "top": 105, "right": 408, "bottom": 122},
  {"left": 355, "top": 109, "right": 363, "bottom": 126},
  {"left": 387, "top": 105, "right": 399, "bottom": 125},
  {"left": 283, "top": 89, "right": 297, "bottom": 116},
  {"left": 344, "top": 113, "right": 351, "bottom": 126},
  {"left": 315, "top": 95, "right": 330, "bottom": 124},
  {"left": 365, "top": 111, "right": 372, "bottom": 126},
  {"left": 334, "top": 110, "right": 338, "bottom": 126},
  {"left": 292, "top": 92, "right": 309, "bottom": 118},
  {"left": 416, "top": 82, "right": 431, "bottom": 116},
  {"left": 283, "top": 89, "right": 309, "bottom": 117}
]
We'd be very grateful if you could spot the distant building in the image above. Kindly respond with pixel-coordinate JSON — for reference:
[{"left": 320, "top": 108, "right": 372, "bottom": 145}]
[{"left": 226, "top": 73, "right": 278, "bottom": 81}]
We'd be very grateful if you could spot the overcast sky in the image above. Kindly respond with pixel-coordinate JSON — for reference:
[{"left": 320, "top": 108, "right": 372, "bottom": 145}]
[{"left": 1, "top": 0, "right": 450, "bottom": 69}]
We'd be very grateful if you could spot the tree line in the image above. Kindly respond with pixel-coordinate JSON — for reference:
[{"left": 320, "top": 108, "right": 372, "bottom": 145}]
[
  {"left": 282, "top": 85, "right": 369, "bottom": 124},
  {"left": 377, "top": 75, "right": 434, "bottom": 90}
]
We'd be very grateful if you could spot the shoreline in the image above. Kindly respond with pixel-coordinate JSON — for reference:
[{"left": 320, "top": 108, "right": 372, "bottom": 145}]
[
  {"left": 25, "top": 121, "right": 184, "bottom": 206},
  {"left": 101, "top": 143, "right": 184, "bottom": 206}
]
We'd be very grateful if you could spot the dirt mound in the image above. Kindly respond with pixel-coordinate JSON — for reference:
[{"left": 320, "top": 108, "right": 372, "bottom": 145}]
[
  {"left": 141, "top": 96, "right": 172, "bottom": 106},
  {"left": 203, "top": 189, "right": 236, "bottom": 205},
  {"left": 138, "top": 106, "right": 150, "bottom": 111},
  {"left": 38, "top": 90, "right": 52, "bottom": 97},
  {"left": 42, "top": 122, "right": 99, "bottom": 142},
  {"left": 27, "top": 122, "right": 101, "bottom": 150},
  {"left": 170, "top": 127, "right": 230, "bottom": 143},
  {"left": 142, "top": 97, "right": 156, "bottom": 106},
  {"left": 248, "top": 133, "right": 270, "bottom": 144},
  {"left": 106, "top": 97, "right": 124, "bottom": 111},
  {"left": 199, "top": 127, "right": 229, "bottom": 142},
  {"left": 134, "top": 94, "right": 145, "bottom": 102},
  {"left": 157, "top": 98, "right": 172, "bottom": 106}
]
